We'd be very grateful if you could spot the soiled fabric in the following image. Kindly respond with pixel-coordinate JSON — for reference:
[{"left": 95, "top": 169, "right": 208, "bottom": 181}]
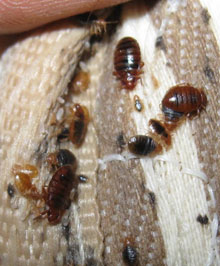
[{"left": 0, "top": 1, "right": 219, "bottom": 265}]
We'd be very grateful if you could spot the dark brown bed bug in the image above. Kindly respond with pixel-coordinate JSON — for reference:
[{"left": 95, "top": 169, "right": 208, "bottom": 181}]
[
  {"left": 38, "top": 165, "right": 77, "bottom": 225},
  {"left": 47, "top": 149, "right": 77, "bottom": 171},
  {"left": 149, "top": 119, "right": 171, "bottom": 146},
  {"left": 122, "top": 238, "right": 138, "bottom": 265},
  {"left": 128, "top": 135, "right": 162, "bottom": 156},
  {"left": 113, "top": 37, "right": 144, "bottom": 90},
  {"left": 12, "top": 164, "right": 40, "bottom": 200},
  {"left": 162, "top": 84, "right": 207, "bottom": 121},
  {"left": 69, "top": 103, "right": 90, "bottom": 147}
]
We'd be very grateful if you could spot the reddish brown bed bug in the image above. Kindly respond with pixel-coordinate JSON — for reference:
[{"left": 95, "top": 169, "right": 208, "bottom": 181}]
[
  {"left": 12, "top": 164, "right": 40, "bottom": 200},
  {"left": 162, "top": 84, "right": 207, "bottom": 121},
  {"left": 70, "top": 71, "right": 90, "bottom": 94},
  {"left": 69, "top": 103, "right": 90, "bottom": 147},
  {"left": 38, "top": 165, "right": 77, "bottom": 225},
  {"left": 149, "top": 119, "right": 171, "bottom": 146},
  {"left": 122, "top": 237, "right": 138, "bottom": 265},
  {"left": 128, "top": 135, "right": 162, "bottom": 156},
  {"left": 134, "top": 95, "right": 143, "bottom": 112},
  {"left": 47, "top": 149, "right": 77, "bottom": 171},
  {"left": 113, "top": 37, "right": 144, "bottom": 90}
]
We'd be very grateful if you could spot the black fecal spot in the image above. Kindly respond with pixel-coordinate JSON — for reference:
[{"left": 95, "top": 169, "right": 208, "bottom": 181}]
[
  {"left": 149, "top": 191, "right": 156, "bottom": 206},
  {"left": 197, "top": 214, "right": 209, "bottom": 225},
  {"left": 201, "top": 8, "right": 211, "bottom": 24},
  {"left": 204, "top": 65, "right": 215, "bottom": 83},
  {"left": 117, "top": 132, "right": 126, "bottom": 149},
  {"left": 7, "top": 183, "right": 15, "bottom": 198},
  {"left": 85, "top": 258, "right": 99, "bottom": 266},
  {"left": 66, "top": 244, "right": 81, "bottom": 265},
  {"left": 123, "top": 245, "right": 138, "bottom": 265},
  {"left": 62, "top": 222, "right": 70, "bottom": 241},
  {"left": 155, "top": 36, "right": 166, "bottom": 51}
]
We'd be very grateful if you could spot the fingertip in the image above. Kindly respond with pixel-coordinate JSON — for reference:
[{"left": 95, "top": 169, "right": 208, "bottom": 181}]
[{"left": 0, "top": 0, "right": 130, "bottom": 34}]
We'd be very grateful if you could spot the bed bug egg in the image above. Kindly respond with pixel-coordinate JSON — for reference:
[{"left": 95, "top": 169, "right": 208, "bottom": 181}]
[
  {"left": 113, "top": 37, "right": 144, "bottom": 90},
  {"left": 128, "top": 135, "right": 162, "bottom": 156},
  {"left": 162, "top": 84, "right": 207, "bottom": 122}
]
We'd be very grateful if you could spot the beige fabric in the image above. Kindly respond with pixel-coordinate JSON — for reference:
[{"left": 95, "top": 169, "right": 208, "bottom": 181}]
[{"left": 0, "top": 0, "right": 219, "bottom": 265}]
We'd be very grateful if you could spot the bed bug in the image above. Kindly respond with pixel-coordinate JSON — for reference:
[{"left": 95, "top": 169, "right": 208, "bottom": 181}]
[
  {"left": 122, "top": 238, "right": 138, "bottom": 265},
  {"left": 113, "top": 37, "right": 144, "bottom": 90},
  {"left": 162, "top": 84, "right": 207, "bottom": 121},
  {"left": 149, "top": 119, "right": 171, "bottom": 146},
  {"left": 12, "top": 164, "right": 38, "bottom": 179},
  {"left": 69, "top": 103, "right": 90, "bottom": 147},
  {"left": 70, "top": 71, "right": 90, "bottom": 94},
  {"left": 38, "top": 165, "right": 77, "bottom": 225},
  {"left": 47, "top": 149, "right": 77, "bottom": 171},
  {"left": 12, "top": 164, "right": 40, "bottom": 200},
  {"left": 128, "top": 135, "right": 162, "bottom": 156},
  {"left": 134, "top": 95, "right": 143, "bottom": 112}
]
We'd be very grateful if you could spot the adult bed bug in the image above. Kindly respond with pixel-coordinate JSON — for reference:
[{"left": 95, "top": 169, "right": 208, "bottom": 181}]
[
  {"left": 113, "top": 37, "right": 144, "bottom": 90},
  {"left": 37, "top": 165, "right": 77, "bottom": 225},
  {"left": 162, "top": 84, "right": 207, "bottom": 122}
]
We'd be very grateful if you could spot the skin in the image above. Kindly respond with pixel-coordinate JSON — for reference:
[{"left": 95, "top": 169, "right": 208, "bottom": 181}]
[{"left": 0, "top": 0, "right": 130, "bottom": 34}]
